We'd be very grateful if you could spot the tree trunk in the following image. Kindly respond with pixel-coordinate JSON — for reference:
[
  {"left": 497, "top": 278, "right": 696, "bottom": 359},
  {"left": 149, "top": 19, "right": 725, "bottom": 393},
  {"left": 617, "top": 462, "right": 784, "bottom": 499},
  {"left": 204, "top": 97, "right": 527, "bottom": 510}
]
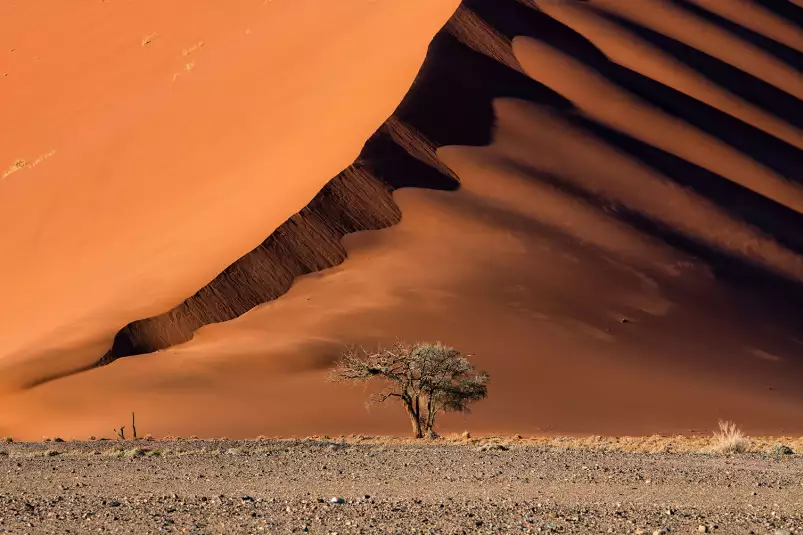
[
  {"left": 404, "top": 400, "right": 422, "bottom": 439},
  {"left": 408, "top": 410, "right": 423, "bottom": 438},
  {"left": 426, "top": 394, "right": 435, "bottom": 432}
]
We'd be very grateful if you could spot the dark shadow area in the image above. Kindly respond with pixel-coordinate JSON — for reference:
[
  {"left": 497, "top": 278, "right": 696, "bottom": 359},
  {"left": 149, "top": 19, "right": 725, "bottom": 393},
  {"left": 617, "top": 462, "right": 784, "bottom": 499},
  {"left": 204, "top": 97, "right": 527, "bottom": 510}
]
[
  {"left": 395, "top": 32, "right": 575, "bottom": 148},
  {"left": 463, "top": 0, "right": 611, "bottom": 66},
  {"left": 360, "top": 133, "right": 458, "bottom": 191},
  {"left": 505, "top": 9, "right": 803, "bottom": 182},
  {"left": 603, "top": 63, "right": 803, "bottom": 183},
  {"left": 591, "top": 7, "right": 803, "bottom": 130},
  {"left": 669, "top": 0, "right": 803, "bottom": 69},
  {"left": 571, "top": 114, "right": 803, "bottom": 255},
  {"left": 746, "top": 0, "right": 803, "bottom": 27}
]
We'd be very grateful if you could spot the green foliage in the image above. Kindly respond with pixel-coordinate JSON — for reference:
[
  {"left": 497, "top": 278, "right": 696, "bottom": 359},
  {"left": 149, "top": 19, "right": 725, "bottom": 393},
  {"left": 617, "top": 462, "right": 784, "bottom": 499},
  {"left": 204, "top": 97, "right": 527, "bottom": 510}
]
[{"left": 331, "top": 341, "right": 489, "bottom": 438}]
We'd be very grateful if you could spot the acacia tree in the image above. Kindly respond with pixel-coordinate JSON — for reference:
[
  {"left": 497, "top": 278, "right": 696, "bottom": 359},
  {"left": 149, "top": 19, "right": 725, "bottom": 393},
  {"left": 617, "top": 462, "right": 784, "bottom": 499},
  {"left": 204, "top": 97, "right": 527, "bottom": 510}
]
[{"left": 330, "top": 341, "right": 489, "bottom": 438}]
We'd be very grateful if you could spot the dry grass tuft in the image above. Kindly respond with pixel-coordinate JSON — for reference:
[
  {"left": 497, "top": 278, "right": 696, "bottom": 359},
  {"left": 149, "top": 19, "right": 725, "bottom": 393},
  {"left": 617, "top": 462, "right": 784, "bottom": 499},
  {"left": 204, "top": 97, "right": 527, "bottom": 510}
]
[
  {"left": 711, "top": 420, "right": 750, "bottom": 454},
  {"left": 769, "top": 443, "right": 794, "bottom": 456},
  {"left": 1, "top": 437, "right": 12, "bottom": 443},
  {"left": 124, "top": 447, "right": 148, "bottom": 458}
]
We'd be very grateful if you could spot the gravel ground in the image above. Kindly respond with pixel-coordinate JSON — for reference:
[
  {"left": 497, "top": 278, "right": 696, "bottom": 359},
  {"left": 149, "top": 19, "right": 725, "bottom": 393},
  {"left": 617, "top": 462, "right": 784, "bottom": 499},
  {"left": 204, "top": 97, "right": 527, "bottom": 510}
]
[{"left": 0, "top": 439, "right": 801, "bottom": 534}]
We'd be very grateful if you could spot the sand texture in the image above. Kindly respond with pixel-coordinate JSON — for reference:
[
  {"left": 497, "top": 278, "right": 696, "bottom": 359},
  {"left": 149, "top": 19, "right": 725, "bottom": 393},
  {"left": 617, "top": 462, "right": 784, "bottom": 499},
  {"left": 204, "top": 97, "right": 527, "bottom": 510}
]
[{"left": 1, "top": 0, "right": 803, "bottom": 439}]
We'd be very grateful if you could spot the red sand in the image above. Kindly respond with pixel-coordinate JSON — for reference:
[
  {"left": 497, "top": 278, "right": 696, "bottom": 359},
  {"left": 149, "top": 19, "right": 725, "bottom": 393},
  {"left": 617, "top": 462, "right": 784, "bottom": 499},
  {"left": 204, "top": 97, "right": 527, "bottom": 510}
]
[{"left": 1, "top": 0, "right": 803, "bottom": 440}]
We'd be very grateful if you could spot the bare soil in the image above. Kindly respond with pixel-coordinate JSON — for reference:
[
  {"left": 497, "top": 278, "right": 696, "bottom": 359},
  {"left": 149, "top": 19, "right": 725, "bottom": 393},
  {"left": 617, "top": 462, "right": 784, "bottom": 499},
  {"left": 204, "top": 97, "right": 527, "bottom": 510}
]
[{"left": 0, "top": 439, "right": 801, "bottom": 534}]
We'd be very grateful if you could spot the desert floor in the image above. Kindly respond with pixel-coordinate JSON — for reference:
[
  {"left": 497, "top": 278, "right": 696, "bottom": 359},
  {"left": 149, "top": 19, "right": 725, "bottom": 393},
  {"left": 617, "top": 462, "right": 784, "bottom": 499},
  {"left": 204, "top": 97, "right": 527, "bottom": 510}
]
[{"left": 0, "top": 437, "right": 802, "bottom": 534}]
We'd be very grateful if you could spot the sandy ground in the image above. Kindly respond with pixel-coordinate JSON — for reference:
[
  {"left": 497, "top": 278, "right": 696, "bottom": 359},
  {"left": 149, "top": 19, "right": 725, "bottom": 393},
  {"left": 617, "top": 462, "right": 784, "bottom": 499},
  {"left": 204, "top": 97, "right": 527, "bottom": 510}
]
[
  {"left": 1, "top": 0, "right": 803, "bottom": 439},
  {"left": 0, "top": 439, "right": 801, "bottom": 534}
]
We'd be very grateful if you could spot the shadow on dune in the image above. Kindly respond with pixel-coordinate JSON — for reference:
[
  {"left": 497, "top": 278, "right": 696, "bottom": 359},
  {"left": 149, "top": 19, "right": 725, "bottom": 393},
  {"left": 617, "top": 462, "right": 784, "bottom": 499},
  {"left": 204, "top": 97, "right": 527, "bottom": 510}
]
[
  {"left": 469, "top": 2, "right": 803, "bottom": 182},
  {"left": 604, "top": 63, "right": 803, "bottom": 183},
  {"left": 572, "top": 115, "right": 803, "bottom": 255},
  {"left": 668, "top": 0, "right": 803, "bottom": 69},
  {"left": 42, "top": 0, "right": 802, "bottom": 381},
  {"left": 747, "top": 0, "right": 803, "bottom": 27},
  {"left": 499, "top": 157, "right": 803, "bottom": 337},
  {"left": 465, "top": 0, "right": 610, "bottom": 65},
  {"left": 591, "top": 8, "right": 803, "bottom": 130}
]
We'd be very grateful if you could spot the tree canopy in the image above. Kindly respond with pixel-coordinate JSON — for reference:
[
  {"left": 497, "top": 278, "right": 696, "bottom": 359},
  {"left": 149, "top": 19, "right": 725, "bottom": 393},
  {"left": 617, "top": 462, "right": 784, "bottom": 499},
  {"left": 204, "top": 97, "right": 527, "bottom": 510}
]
[{"left": 330, "top": 341, "right": 489, "bottom": 438}]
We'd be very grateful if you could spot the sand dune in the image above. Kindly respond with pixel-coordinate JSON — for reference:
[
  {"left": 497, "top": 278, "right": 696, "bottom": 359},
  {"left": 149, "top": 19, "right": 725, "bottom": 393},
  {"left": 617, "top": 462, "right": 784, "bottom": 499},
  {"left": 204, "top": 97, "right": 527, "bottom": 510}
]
[{"left": 1, "top": 0, "right": 803, "bottom": 439}]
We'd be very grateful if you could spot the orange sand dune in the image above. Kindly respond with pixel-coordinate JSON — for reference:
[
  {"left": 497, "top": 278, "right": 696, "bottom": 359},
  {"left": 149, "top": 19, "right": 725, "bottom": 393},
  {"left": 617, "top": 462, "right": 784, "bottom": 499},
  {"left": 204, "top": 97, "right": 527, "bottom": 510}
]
[{"left": 2, "top": 0, "right": 803, "bottom": 439}]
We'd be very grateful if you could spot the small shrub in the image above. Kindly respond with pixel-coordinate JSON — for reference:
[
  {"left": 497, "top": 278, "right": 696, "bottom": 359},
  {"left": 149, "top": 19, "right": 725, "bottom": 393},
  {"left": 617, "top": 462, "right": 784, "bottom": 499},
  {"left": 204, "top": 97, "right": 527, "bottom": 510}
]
[
  {"left": 124, "top": 447, "right": 147, "bottom": 458},
  {"left": 769, "top": 443, "right": 794, "bottom": 456},
  {"left": 145, "top": 449, "right": 163, "bottom": 457},
  {"left": 43, "top": 450, "right": 59, "bottom": 457},
  {"left": 1, "top": 437, "right": 12, "bottom": 443},
  {"left": 712, "top": 420, "right": 750, "bottom": 454}
]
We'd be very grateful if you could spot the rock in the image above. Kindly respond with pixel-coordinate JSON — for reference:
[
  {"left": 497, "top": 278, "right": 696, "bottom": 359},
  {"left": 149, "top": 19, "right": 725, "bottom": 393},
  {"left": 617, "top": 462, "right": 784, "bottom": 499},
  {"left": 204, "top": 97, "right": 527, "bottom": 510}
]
[
  {"left": 697, "top": 526, "right": 708, "bottom": 533},
  {"left": 330, "top": 497, "right": 345, "bottom": 504},
  {"left": 774, "top": 530, "right": 791, "bottom": 535}
]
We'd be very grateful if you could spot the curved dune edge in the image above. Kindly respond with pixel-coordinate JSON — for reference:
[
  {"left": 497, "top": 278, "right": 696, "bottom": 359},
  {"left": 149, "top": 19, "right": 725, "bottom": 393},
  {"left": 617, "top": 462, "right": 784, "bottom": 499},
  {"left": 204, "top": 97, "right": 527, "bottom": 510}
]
[
  {"left": 98, "top": 3, "right": 528, "bottom": 365},
  {"left": 0, "top": 0, "right": 463, "bottom": 391},
  {"left": 101, "top": 0, "right": 803, "bottom": 368},
  {"left": 3, "top": 0, "right": 803, "bottom": 439}
]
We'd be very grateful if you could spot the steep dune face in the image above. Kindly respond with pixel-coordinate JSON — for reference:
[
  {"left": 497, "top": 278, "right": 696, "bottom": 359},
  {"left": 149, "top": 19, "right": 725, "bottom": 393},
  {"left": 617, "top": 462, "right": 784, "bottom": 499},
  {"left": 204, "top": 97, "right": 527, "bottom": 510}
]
[
  {"left": 0, "top": 0, "right": 462, "bottom": 388},
  {"left": 2, "top": 0, "right": 803, "bottom": 439}
]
